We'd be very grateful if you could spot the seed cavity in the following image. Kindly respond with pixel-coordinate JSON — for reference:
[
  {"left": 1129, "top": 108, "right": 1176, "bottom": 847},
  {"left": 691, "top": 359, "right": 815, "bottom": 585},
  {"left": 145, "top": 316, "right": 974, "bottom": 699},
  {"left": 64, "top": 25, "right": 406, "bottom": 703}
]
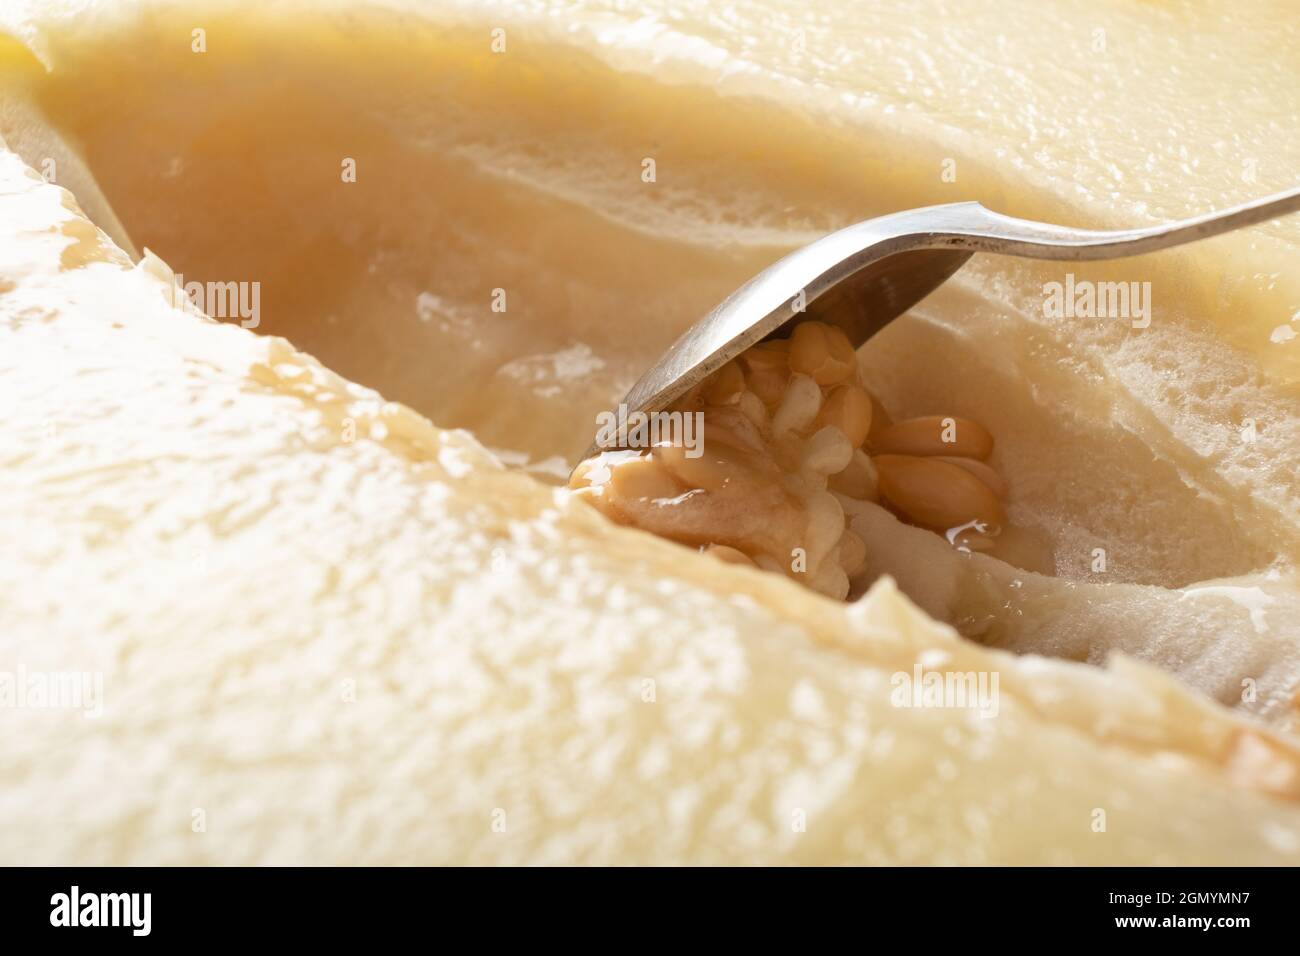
[{"left": 570, "top": 320, "right": 1009, "bottom": 599}]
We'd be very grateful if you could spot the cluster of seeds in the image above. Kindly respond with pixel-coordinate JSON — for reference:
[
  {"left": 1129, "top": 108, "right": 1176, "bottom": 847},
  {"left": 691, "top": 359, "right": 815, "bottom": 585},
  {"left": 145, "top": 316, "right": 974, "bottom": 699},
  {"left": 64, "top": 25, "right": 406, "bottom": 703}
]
[{"left": 570, "top": 320, "right": 1007, "bottom": 599}]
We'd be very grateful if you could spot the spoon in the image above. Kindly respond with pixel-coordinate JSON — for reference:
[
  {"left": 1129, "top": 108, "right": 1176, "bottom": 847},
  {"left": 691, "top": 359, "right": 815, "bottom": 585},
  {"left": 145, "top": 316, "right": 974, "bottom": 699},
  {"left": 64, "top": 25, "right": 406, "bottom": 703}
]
[{"left": 583, "top": 186, "right": 1300, "bottom": 462}]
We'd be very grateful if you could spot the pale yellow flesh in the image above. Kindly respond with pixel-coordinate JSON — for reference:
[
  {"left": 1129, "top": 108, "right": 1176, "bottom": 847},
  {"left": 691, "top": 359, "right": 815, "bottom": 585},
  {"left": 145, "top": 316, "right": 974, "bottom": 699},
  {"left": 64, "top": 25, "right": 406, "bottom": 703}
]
[
  {"left": 15, "top": 0, "right": 1296, "bottom": 713},
  {"left": 1, "top": 0, "right": 1300, "bottom": 863}
]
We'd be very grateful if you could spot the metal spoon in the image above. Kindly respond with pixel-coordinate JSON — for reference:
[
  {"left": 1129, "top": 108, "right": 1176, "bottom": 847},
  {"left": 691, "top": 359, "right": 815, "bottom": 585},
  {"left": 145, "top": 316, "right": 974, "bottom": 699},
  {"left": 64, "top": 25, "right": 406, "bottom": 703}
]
[{"left": 583, "top": 186, "right": 1300, "bottom": 461}]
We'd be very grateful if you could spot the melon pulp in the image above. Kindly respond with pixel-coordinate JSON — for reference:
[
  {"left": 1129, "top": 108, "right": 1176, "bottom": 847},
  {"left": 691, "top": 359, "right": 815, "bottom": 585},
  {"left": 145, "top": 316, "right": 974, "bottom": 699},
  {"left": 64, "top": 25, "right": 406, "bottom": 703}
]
[
  {"left": 15, "top": 0, "right": 1297, "bottom": 720},
  {"left": 1, "top": 0, "right": 1300, "bottom": 864}
]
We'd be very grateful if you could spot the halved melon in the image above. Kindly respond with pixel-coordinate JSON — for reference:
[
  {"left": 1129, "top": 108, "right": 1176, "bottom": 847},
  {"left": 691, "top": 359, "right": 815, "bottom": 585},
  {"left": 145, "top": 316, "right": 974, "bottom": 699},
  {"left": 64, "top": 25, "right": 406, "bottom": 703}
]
[{"left": 1, "top": 0, "right": 1299, "bottom": 863}]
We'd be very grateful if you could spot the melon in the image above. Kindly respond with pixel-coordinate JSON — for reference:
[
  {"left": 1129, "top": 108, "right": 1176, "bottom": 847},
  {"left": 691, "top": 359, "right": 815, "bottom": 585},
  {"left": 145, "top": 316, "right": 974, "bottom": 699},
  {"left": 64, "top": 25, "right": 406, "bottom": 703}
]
[{"left": 1, "top": 0, "right": 1299, "bottom": 864}]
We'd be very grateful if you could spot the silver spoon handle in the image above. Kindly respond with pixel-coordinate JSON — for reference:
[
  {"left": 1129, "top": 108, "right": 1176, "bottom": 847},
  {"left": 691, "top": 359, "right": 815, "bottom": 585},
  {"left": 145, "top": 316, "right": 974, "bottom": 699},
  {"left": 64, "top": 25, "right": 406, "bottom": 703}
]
[{"left": 945, "top": 185, "right": 1300, "bottom": 260}]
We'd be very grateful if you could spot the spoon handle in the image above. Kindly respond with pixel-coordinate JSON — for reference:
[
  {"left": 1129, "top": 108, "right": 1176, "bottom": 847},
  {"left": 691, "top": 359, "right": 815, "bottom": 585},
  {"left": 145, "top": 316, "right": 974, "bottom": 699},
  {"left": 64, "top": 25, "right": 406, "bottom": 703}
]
[{"left": 955, "top": 185, "right": 1300, "bottom": 260}]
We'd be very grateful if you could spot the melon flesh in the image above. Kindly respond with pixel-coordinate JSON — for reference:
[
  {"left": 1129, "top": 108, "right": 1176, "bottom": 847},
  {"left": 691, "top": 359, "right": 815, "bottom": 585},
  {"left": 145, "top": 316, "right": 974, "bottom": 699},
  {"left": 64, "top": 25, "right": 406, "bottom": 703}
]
[{"left": 1, "top": 0, "right": 1299, "bottom": 863}]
